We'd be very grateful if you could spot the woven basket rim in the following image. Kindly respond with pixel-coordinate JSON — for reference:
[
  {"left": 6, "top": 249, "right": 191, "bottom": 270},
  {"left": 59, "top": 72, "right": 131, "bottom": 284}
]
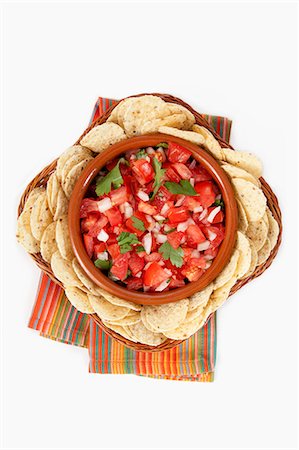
[{"left": 17, "top": 92, "right": 282, "bottom": 352}]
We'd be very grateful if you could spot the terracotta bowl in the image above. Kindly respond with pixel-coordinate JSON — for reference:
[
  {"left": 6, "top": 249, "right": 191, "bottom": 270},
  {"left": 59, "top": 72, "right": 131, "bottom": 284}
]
[{"left": 68, "top": 133, "right": 238, "bottom": 305}]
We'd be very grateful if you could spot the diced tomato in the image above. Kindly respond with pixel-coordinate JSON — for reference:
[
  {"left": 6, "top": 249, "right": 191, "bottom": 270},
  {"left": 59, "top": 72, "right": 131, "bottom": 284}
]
[
  {"left": 172, "top": 163, "right": 192, "bottom": 180},
  {"left": 80, "top": 198, "right": 99, "bottom": 218},
  {"left": 202, "top": 225, "right": 225, "bottom": 247},
  {"left": 151, "top": 234, "right": 157, "bottom": 252},
  {"left": 132, "top": 159, "right": 155, "bottom": 185},
  {"left": 186, "top": 224, "right": 206, "bottom": 247},
  {"left": 204, "top": 246, "right": 219, "bottom": 259},
  {"left": 207, "top": 206, "right": 224, "bottom": 223},
  {"left": 144, "top": 252, "right": 161, "bottom": 263},
  {"left": 183, "top": 196, "right": 202, "bottom": 212},
  {"left": 125, "top": 218, "right": 143, "bottom": 237},
  {"left": 138, "top": 200, "right": 157, "bottom": 216},
  {"left": 143, "top": 262, "right": 169, "bottom": 287},
  {"left": 104, "top": 206, "right": 122, "bottom": 226},
  {"left": 151, "top": 186, "right": 174, "bottom": 211},
  {"left": 128, "top": 252, "right": 145, "bottom": 276},
  {"left": 110, "top": 186, "right": 129, "bottom": 206},
  {"left": 106, "top": 158, "right": 118, "bottom": 171},
  {"left": 182, "top": 247, "right": 193, "bottom": 261},
  {"left": 181, "top": 258, "right": 206, "bottom": 282},
  {"left": 86, "top": 215, "right": 109, "bottom": 237},
  {"left": 83, "top": 234, "right": 94, "bottom": 258},
  {"left": 169, "top": 278, "right": 186, "bottom": 289},
  {"left": 167, "top": 231, "right": 184, "bottom": 249},
  {"left": 107, "top": 243, "right": 120, "bottom": 260},
  {"left": 167, "top": 142, "right": 192, "bottom": 163},
  {"left": 168, "top": 206, "right": 190, "bottom": 223},
  {"left": 81, "top": 213, "right": 99, "bottom": 233},
  {"left": 194, "top": 181, "right": 216, "bottom": 208},
  {"left": 165, "top": 165, "right": 181, "bottom": 183},
  {"left": 106, "top": 233, "right": 117, "bottom": 245},
  {"left": 110, "top": 254, "right": 129, "bottom": 281},
  {"left": 126, "top": 277, "right": 143, "bottom": 291},
  {"left": 191, "top": 164, "right": 212, "bottom": 182},
  {"left": 143, "top": 180, "right": 154, "bottom": 195},
  {"left": 94, "top": 243, "right": 106, "bottom": 254}
]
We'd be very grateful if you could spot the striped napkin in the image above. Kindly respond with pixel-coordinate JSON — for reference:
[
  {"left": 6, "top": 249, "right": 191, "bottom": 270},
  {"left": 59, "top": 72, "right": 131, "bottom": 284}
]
[{"left": 28, "top": 96, "right": 232, "bottom": 382}]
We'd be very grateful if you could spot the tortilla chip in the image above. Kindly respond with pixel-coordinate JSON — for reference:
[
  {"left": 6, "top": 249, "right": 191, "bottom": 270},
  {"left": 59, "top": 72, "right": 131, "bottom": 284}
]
[
  {"left": 232, "top": 178, "right": 267, "bottom": 222},
  {"left": 127, "top": 321, "right": 167, "bottom": 346},
  {"left": 240, "top": 238, "right": 258, "bottom": 280},
  {"left": 62, "top": 155, "right": 94, "bottom": 199},
  {"left": 166, "top": 103, "right": 195, "bottom": 129},
  {"left": 102, "top": 321, "right": 138, "bottom": 342},
  {"left": 53, "top": 187, "right": 68, "bottom": 221},
  {"left": 236, "top": 199, "right": 249, "bottom": 233},
  {"left": 143, "top": 299, "right": 189, "bottom": 332},
  {"left": 30, "top": 190, "right": 52, "bottom": 241},
  {"left": 222, "top": 148, "right": 263, "bottom": 178},
  {"left": 192, "top": 124, "right": 225, "bottom": 159},
  {"left": 55, "top": 215, "right": 74, "bottom": 260},
  {"left": 80, "top": 122, "right": 127, "bottom": 152},
  {"left": 257, "top": 238, "right": 272, "bottom": 266},
  {"left": 188, "top": 282, "right": 214, "bottom": 311},
  {"left": 221, "top": 162, "right": 260, "bottom": 187},
  {"left": 88, "top": 294, "right": 129, "bottom": 321},
  {"left": 72, "top": 258, "right": 103, "bottom": 296},
  {"left": 40, "top": 221, "right": 57, "bottom": 263},
  {"left": 234, "top": 231, "right": 252, "bottom": 279},
  {"left": 56, "top": 145, "right": 90, "bottom": 181},
  {"left": 214, "top": 249, "right": 240, "bottom": 289},
  {"left": 65, "top": 286, "right": 94, "bottom": 313},
  {"left": 266, "top": 208, "right": 279, "bottom": 250},
  {"left": 158, "top": 126, "right": 205, "bottom": 145},
  {"left": 51, "top": 250, "right": 82, "bottom": 287},
  {"left": 105, "top": 310, "right": 141, "bottom": 326},
  {"left": 208, "top": 276, "right": 237, "bottom": 313},
  {"left": 96, "top": 287, "right": 141, "bottom": 311},
  {"left": 246, "top": 218, "right": 268, "bottom": 251},
  {"left": 163, "top": 315, "right": 206, "bottom": 340}
]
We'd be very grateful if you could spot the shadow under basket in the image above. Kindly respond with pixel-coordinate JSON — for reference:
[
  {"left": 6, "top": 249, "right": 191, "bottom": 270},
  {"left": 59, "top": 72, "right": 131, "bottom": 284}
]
[{"left": 18, "top": 93, "right": 282, "bottom": 352}]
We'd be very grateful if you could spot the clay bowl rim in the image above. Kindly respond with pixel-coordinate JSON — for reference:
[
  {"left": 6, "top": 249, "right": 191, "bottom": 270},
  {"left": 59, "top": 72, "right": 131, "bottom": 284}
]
[{"left": 68, "top": 133, "right": 238, "bottom": 305}]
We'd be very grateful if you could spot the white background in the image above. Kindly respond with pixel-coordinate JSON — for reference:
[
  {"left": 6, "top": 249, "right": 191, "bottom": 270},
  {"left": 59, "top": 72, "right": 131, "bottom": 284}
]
[{"left": 1, "top": 2, "right": 298, "bottom": 449}]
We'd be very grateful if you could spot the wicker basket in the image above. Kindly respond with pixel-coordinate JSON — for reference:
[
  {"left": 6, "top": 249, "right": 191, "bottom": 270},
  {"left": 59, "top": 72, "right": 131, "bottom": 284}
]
[{"left": 18, "top": 93, "right": 282, "bottom": 352}]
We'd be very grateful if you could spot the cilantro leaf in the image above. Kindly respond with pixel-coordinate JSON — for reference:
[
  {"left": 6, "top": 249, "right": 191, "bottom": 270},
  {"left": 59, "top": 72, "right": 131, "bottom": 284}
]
[
  {"left": 95, "top": 159, "right": 124, "bottom": 196},
  {"left": 152, "top": 157, "right": 166, "bottom": 198},
  {"left": 165, "top": 180, "right": 197, "bottom": 196},
  {"left": 117, "top": 232, "right": 139, "bottom": 254},
  {"left": 158, "top": 241, "right": 184, "bottom": 268},
  {"left": 213, "top": 198, "right": 224, "bottom": 208},
  {"left": 136, "top": 245, "right": 145, "bottom": 253},
  {"left": 94, "top": 259, "right": 111, "bottom": 270},
  {"left": 135, "top": 149, "right": 147, "bottom": 159},
  {"left": 155, "top": 142, "right": 168, "bottom": 149},
  {"left": 131, "top": 216, "right": 145, "bottom": 232}
]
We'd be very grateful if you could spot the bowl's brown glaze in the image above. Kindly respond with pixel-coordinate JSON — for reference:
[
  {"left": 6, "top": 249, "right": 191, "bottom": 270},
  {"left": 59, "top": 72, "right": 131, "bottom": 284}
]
[{"left": 68, "top": 134, "right": 238, "bottom": 305}]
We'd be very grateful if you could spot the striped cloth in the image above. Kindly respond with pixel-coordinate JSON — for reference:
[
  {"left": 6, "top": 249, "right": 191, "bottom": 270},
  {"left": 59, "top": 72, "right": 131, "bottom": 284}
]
[{"left": 28, "top": 96, "right": 232, "bottom": 381}]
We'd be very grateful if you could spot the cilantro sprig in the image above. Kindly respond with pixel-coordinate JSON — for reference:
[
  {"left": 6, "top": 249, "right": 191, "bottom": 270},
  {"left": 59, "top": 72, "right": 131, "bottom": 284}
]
[
  {"left": 155, "top": 142, "right": 168, "bottom": 149},
  {"left": 213, "top": 198, "right": 224, "bottom": 208},
  {"left": 135, "top": 149, "right": 147, "bottom": 159},
  {"left": 117, "top": 232, "right": 140, "bottom": 254},
  {"left": 131, "top": 216, "right": 145, "bottom": 232},
  {"left": 95, "top": 159, "right": 125, "bottom": 196},
  {"left": 94, "top": 259, "right": 111, "bottom": 270},
  {"left": 152, "top": 157, "right": 166, "bottom": 199},
  {"left": 158, "top": 241, "right": 184, "bottom": 268},
  {"left": 165, "top": 180, "right": 197, "bottom": 196}
]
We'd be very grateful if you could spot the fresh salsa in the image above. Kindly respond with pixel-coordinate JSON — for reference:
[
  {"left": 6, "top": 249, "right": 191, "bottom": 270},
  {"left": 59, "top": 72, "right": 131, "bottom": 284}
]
[{"left": 80, "top": 142, "right": 225, "bottom": 292}]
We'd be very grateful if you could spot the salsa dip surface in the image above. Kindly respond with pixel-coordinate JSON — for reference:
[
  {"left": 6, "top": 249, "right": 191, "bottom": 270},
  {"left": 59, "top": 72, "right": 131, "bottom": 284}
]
[{"left": 80, "top": 141, "right": 225, "bottom": 293}]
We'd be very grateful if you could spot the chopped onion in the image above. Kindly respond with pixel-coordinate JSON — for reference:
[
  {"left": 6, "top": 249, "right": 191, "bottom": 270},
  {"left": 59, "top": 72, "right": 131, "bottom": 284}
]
[
  {"left": 96, "top": 251, "right": 108, "bottom": 261},
  {"left": 145, "top": 155, "right": 151, "bottom": 162},
  {"left": 189, "top": 177, "right": 195, "bottom": 187},
  {"left": 145, "top": 214, "right": 155, "bottom": 231},
  {"left": 175, "top": 195, "right": 186, "bottom": 207},
  {"left": 164, "top": 268, "right": 172, "bottom": 277},
  {"left": 155, "top": 279, "right": 170, "bottom": 292},
  {"left": 177, "top": 221, "right": 189, "bottom": 232},
  {"left": 135, "top": 271, "right": 142, "bottom": 278},
  {"left": 146, "top": 214, "right": 154, "bottom": 223},
  {"left": 191, "top": 249, "right": 200, "bottom": 258},
  {"left": 157, "top": 233, "right": 167, "bottom": 244},
  {"left": 137, "top": 191, "right": 149, "bottom": 202},
  {"left": 204, "top": 254, "right": 214, "bottom": 261},
  {"left": 197, "top": 241, "right": 210, "bottom": 251},
  {"left": 142, "top": 233, "right": 152, "bottom": 255},
  {"left": 160, "top": 203, "right": 170, "bottom": 216},
  {"left": 207, "top": 230, "right": 217, "bottom": 241},
  {"left": 207, "top": 206, "right": 221, "bottom": 223},
  {"left": 187, "top": 217, "right": 196, "bottom": 225},
  {"left": 198, "top": 208, "right": 208, "bottom": 221},
  {"left": 205, "top": 261, "right": 212, "bottom": 269},
  {"left": 193, "top": 205, "right": 203, "bottom": 213},
  {"left": 154, "top": 214, "right": 165, "bottom": 221},
  {"left": 97, "top": 229, "right": 109, "bottom": 242},
  {"left": 143, "top": 285, "right": 150, "bottom": 292},
  {"left": 216, "top": 194, "right": 221, "bottom": 200},
  {"left": 152, "top": 223, "right": 161, "bottom": 232},
  {"left": 124, "top": 202, "right": 133, "bottom": 219},
  {"left": 98, "top": 197, "right": 112, "bottom": 213},
  {"left": 189, "top": 159, "right": 196, "bottom": 169},
  {"left": 158, "top": 260, "right": 165, "bottom": 266},
  {"left": 181, "top": 236, "right": 186, "bottom": 244},
  {"left": 146, "top": 147, "right": 155, "bottom": 154}
]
